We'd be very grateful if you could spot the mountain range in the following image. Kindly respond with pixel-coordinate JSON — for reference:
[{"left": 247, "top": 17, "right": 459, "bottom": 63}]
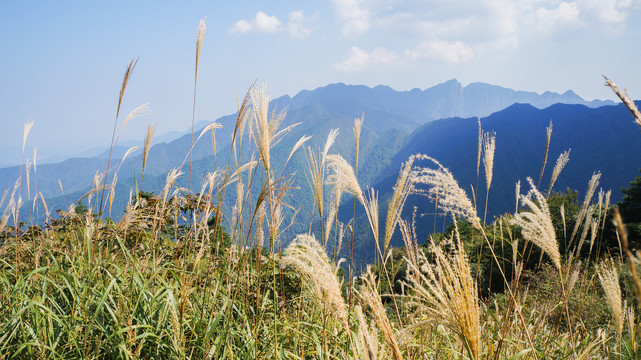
[
  {"left": 3, "top": 79, "right": 637, "bottom": 265},
  {"left": 0, "top": 79, "right": 614, "bottom": 199}
]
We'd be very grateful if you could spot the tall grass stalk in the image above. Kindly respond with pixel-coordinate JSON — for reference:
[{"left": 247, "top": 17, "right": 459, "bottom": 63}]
[{"left": 99, "top": 58, "right": 138, "bottom": 215}]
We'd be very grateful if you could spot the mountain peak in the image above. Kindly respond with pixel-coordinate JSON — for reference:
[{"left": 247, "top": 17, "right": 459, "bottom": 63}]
[{"left": 439, "top": 78, "right": 462, "bottom": 88}]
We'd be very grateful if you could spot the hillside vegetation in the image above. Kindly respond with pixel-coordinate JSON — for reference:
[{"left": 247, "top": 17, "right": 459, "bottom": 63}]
[{"left": 1, "top": 23, "right": 641, "bottom": 359}]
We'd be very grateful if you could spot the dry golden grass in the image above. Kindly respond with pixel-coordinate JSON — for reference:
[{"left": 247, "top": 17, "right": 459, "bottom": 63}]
[
  {"left": 597, "top": 258, "right": 624, "bottom": 336},
  {"left": 356, "top": 267, "right": 403, "bottom": 360},
  {"left": 282, "top": 234, "right": 349, "bottom": 332},
  {"left": 404, "top": 221, "right": 481, "bottom": 359}
]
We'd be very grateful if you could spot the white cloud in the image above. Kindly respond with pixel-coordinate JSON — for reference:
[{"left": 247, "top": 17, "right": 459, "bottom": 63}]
[
  {"left": 335, "top": 0, "right": 636, "bottom": 66},
  {"left": 288, "top": 11, "right": 317, "bottom": 39},
  {"left": 406, "top": 41, "right": 474, "bottom": 63},
  {"left": 334, "top": 46, "right": 399, "bottom": 72},
  {"left": 579, "top": 0, "right": 632, "bottom": 23},
  {"left": 534, "top": 2, "right": 580, "bottom": 33},
  {"left": 331, "top": 0, "right": 371, "bottom": 37},
  {"left": 230, "top": 20, "right": 252, "bottom": 34},
  {"left": 529, "top": 0, "right": 634, "bottom": 35},
  {"left": 230, "top": 11, "right": 282, "bottom": 34}
]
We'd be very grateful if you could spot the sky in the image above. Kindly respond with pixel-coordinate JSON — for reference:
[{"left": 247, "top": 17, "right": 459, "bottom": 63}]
[{"left": 1, "top": 0, "right": 640, "bottom": 166}]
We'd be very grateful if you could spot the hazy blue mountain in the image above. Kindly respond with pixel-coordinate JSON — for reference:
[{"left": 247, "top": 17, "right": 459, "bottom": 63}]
[
  {"left": 291, "top": 80, "right": 613, "bottom": 124},
  {"left": 2, "top": 80, "right": 622, "bottom": 246},
  {"left": 338, "top": 101, "right": 641, "bottom": 265}
]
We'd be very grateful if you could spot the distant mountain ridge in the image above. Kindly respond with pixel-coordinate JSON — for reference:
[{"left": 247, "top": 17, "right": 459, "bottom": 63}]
[
  {"left": 0, "top": 80, "right": 619, "bottom": 226},
  {"left": 290, "top": 79, "right": 613, "bottom": 124},
  {"left": 337, "top": 101, "right": 641, "bottom": 264}
]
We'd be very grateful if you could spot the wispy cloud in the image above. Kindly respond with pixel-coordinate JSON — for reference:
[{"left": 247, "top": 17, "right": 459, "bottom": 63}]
[
  {"left": 230, "top": 10, "right": 317, "bottom": 38},
  {"left": 529, "top": 0, "right": 634, "bottom": 35},
  {"left": 334, "top": 46, "right": 399, "bottom": 72},
  {"left": 288, "top": 11, "right": 317, "bottom": 39},
  {"left": 331, "top": 0, "right": 371, "bottom": 37},
  {"left": 230, "top": 11, "right": 283, "bottom": 34},
  {"left": 332, "top": 0, "right": 636, "bottom": 67},
  {"left": 406, "top": 40, "right": 474, "bottom": 64},
  {"left": 533, "top": 2, "right": 581, "bottom": 34}
]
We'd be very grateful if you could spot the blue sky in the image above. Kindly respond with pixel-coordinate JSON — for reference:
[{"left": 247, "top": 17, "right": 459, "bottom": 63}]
[{"left": 1, "top": 0, "right": 640, "bottom": 165}]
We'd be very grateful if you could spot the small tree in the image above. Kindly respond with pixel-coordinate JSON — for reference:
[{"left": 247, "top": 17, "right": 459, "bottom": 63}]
[{"left": 619, "top": 169, "right": 641, "bottom": 245}]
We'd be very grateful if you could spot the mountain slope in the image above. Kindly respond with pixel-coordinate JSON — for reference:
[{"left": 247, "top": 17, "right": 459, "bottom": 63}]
[
  {"left": 0, "top": 80, "right": 612, "bottom": 201},
  {"left": 343, "top": 102, "right": 641, "bottom": 262}
]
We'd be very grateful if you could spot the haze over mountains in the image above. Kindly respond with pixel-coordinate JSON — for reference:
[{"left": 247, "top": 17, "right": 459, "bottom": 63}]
[
  {"left": 4, "top": 78, "right": 638, "bottom": 264},
  {"left": 0, "top": 79, "right": 613, "bottom": 192}
]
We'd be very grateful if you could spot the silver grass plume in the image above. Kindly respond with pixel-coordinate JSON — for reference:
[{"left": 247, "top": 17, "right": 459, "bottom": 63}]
[
  {"left": 588, "top": 219, "right": 599, "bottom": 256},
  {"left": 142, "top": 122, "right": 157, "bottom": 181},
  {"left": 576, "top": 204, "right": 595, "bottom": 255},
  {"left": 255, "top": 202, "right": 266, "bottom": 249},
  {"left": 356, "top": 267, "right": 403, "bottom": 360},
  {"left": 282, "top": 234, "right": 349, "bottom": 331},
  {"left": 403, "top": 221, "right": 481, "bottom": 359},
  {"left": 25, "top": 161, "right": 31, "bottom": 201},
  {"left": 560, "top": 203, "right": 567, "bottom": 240},
  {"left": 410, "top": 154, "right": 480, "bottom": 228},
  {"left": 604, "top": 76, "right": 641, "bottom": 128},
  {"left": 547, "top": 149, "right": 571, "bottom": 197},
  {"left": 515, "top": 180, "right": 521, "bottom": 212},
  {"left": 363, "top": 187, "right": 379, "bottom": 244},
  {"left": 32, "top": 147, "right": 37, "bottom": 175},
  {"left": 384, "top": 158, "right": 415, "bottom": 250},
  {"left": 163, "top": 169, "right": 183, "bottom": 204},
  {"left": 118, "top": 104, "right": 150, "bottom": 139},
  {"left": 325, "top": 186, "right": 342, "bottom": 245},
  {"left": 285, "top": 134, "right": 311, "bottom": 166},
  {"left": 22, "top": 119, "right": 34, "bottom": 153},
  {"left": 354, "top": 115, "right": 364, "bottom": 170},
  {"left": 250, "top": 82, "right": 294, "bottom": 175},
  {"left": 510, "top": 177, "right": 561, "bottom": 270},
  {"left": 483, "top": 131, "right": 496, "bottom": 191},
  {"left": 538, "top": 120, "right": 553, "bottom": 189},
  {"left": 569, "top": 171, "right": 601, "bottom": 245},
  {"left": 326, "top": 154, "right": 364, "bottom": 204},
  {"left": 355, "top": 305, "right": 379, "bottom": 360},
  {"left": 598, "top": 258, "right": 624, "bottom": 336}
]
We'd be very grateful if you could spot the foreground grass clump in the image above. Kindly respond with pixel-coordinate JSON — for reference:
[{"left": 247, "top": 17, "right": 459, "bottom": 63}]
[{"left": 2, "top": 21, "right": 641, "bottom": 358}]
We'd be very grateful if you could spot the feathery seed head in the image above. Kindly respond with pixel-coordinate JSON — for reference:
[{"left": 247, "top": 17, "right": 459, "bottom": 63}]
[
  {"left": 282, "top": 234, "right": 349, "bottom": 331},
  {"left": 120, "top": 104, "right": 151, "bottom": 137},
  {"left": 548, "top": 149, "right": 571, "bottom": 197},
  {"left": 23, "top": 119, "right": 34, "bottom": 152},
  {"left": 255, "top": 201, "right": 266, "bottom": 249},
  {"left": 483, "top": 131, "right": 496, "bottom": 190},
  {"left": 354, "top": 115, "right": 364, "bottom": 169},
  {"left": 515, "top": 180, "right": 521, "bottom": 212},
  {"left": 604, "top": 76, "right": 641, "bottom": 128},
  {"left": 384, "top": 158, "right": 415, "bottom": 250},
  {"left": 570, "top": 171, "right": 601, "bottom": 243},
  {"left": 510, "top": 177, "right": 561, "bottom": 270},
  {"left": 326, "top": 154, "right": 364, "bottom": 204},
  {"left": 286, "top": 134, "right": 312, "bottom": 166},
  {"left": 32, "top": 147, "right": 37, "bottom": 174},
  {"left": 163, "top": 169, "right": 183, "bottom": 203},
  {"left": 403, "top": 222, "right": 481, "bottom": 359},
  {"left": 410, "top": 154, "right": 480, "bottom": 228},
  {"left": 363, "top": 187, "right": 379, "bottom": 244},
  {"left": 195, "top": 19, "right": 206, "bottom": 86},
  {"left": 598, "top": 258, "right": 624, "bottom": 336},
  {"left": 357, "top": 266, "right": 403, "bottom": 360},
  {"left": 250, "top": 82, "right": 292, "bottom": 174}
]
